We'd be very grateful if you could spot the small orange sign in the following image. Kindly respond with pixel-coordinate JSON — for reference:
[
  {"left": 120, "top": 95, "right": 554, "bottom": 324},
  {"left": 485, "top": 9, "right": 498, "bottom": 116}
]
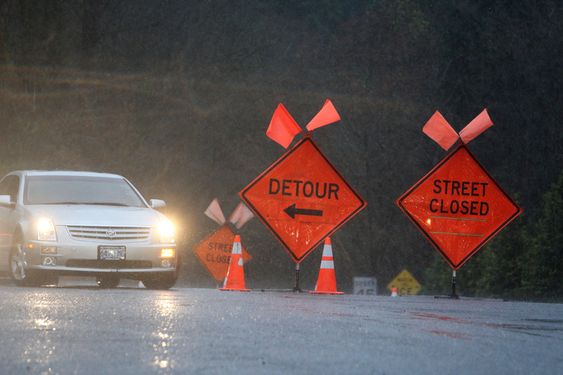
[
  {"left": 194, "top": 225, "right": 252, "bottom": 282},
  {"left": 397, "top": 145, "right": 521, "bottom": 269},
  {"left": 240, "top": 137, "right": 366, "bottom": 262}
]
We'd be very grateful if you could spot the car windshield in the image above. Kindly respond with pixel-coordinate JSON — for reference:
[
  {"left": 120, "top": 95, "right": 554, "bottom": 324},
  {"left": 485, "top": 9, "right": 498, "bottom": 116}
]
[{"left": 24, "top": 175, "right": 146, "bottom": 207}]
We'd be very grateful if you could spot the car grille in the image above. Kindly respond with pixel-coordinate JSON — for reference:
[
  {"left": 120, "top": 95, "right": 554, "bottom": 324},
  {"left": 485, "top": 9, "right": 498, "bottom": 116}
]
[
  {"left": 66, "top": 259, "right": 153, "bottom": 269},
  {"left": 66, "top": 225, "right": 151, "bottom": 241}
]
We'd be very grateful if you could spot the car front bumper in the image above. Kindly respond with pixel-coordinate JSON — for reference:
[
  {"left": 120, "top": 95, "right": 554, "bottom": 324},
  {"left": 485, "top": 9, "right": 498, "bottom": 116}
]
[{"left": 24, "top": 235, "right": 177, "bottom": 275}]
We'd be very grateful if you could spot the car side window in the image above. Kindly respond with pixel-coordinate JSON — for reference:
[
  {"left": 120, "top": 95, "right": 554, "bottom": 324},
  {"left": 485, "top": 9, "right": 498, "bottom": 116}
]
[{"left": 0, "top": 175, "right": 20, "bottom": 202}]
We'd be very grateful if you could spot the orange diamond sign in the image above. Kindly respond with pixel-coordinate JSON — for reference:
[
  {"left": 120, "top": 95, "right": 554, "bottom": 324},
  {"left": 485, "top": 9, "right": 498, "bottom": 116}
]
[
  {"left": 194, "top": 225, "right": 252, "bottom": 282},
  {"left": 397, "top": 145, "right": 521, "bottom": 269},
  {"left": 240, "top": 137, "right": 366, "bottom": 263}
]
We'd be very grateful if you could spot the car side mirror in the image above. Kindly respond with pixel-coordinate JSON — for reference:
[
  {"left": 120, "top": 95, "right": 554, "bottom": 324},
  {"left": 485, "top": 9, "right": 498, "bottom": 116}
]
[
  {"left": 150, "top": 199, "right": 166, "bottom": 209},
  {"left": 0, "top": 195, "right": 15, "bottom": 209}
]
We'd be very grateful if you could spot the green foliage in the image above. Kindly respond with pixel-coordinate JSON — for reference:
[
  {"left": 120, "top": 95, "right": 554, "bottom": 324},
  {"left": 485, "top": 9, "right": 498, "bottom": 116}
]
[
  {"left": 422, "top": 253, "right": 451, "bottom": 295},
  {"left": 521, "top": 172, "right": 563, "bottom": 298}
]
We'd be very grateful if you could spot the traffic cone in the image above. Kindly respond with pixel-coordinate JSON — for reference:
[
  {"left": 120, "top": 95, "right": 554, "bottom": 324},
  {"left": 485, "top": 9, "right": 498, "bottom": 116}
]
[
  {"left": 391, "top": 287, "right": 398, "bottom": 297},
  {"left": 220, "top": 235, "right": 250, "bottom": 292},
  {"left": 310, "top": 237, "right": 344, "bottom": 295}
]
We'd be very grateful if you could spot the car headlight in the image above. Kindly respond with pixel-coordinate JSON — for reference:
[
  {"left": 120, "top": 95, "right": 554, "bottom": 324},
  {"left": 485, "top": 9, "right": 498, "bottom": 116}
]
[
  {"left": 158, "top": 220, "right": 175, "bottom": 244},
  {"left": 37, "top": 218, "right": 57, "bottom": 241}
]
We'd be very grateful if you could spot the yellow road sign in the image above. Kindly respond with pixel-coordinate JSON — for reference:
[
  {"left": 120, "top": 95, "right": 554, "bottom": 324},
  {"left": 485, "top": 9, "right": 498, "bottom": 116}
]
[{"left": 387, "top": 269, "right": 421, "bottom": 295}]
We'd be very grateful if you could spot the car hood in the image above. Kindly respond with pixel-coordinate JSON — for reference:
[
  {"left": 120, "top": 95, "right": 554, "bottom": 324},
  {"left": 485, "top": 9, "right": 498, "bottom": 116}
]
[{"left": 23, "top": 205, "right": 166, "bottom": 227}]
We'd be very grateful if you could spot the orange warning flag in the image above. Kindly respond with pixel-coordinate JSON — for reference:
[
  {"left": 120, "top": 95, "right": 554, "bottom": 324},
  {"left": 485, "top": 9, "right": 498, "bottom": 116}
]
[
  {"left": 306, "top": 99, "right": 341, "bottom": 131},
  {"left": 422, "top": 111, "right": 460, "bottom": 151},
  {"left": 228, "top": 202, "right": 254, "bottom": 229},
  {"left": 204, "top": 198, "right": 226, "bottom": 226},
  {"left": 459, "top": 109, "right": 493, "bottom": 144},
  {"left": 266, "top": 103, "right": 302, "bottom": 148}
]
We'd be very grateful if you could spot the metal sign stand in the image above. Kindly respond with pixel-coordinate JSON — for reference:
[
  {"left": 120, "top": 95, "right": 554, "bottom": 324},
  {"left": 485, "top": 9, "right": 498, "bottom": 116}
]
[
  {"left": 293, "top": 263, "right": 302, "bottom": 292},
  {"left": 450, "top": 270, "right": 459, "bottom": 299},
  {"left": 434, "top": 270, "right": 460, "bottom": 299},
  {"left": 240, "top": 136, "right": 366, "bottom": 290}
]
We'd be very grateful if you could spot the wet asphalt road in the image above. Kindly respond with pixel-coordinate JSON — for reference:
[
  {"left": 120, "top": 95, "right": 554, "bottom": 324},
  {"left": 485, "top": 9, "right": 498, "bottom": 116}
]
[{"left": 0, "top": 280, "right": 562, "bottom": 374}]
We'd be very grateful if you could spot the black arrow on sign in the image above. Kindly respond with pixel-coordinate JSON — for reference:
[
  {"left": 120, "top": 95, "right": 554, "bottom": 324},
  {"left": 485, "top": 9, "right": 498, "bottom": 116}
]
[{"left": 284, "top": 203, "right": 324, "bottom": 219}]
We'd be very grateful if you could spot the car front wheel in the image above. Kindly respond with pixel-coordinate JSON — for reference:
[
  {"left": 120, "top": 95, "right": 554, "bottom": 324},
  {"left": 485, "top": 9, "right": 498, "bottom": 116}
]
[
  {"left": 142, "top": 272, "right": 177, "bottom": 290},
  {"left": 97, "top": 275, "right": 120, "bottom": 288},
  {"left": 9, "top": 235, "right": 42, "bottom": 287}
]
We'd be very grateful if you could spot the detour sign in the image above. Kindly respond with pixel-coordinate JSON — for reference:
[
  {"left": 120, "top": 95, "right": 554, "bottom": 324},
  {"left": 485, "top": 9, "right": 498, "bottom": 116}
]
[
  {"left": 240, "top": 137, "right": 366, "bottom": 262},
  {"left": 194, "top": 225, "right": 252, "bottom": 282},
  {"left": 397, "top": 145, "right": 521, "bottom": 269}
]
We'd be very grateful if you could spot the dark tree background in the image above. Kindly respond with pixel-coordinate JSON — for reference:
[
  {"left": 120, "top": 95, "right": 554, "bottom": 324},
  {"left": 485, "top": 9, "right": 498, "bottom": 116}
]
[{"left": 0, "top": 0, "right": 561, "bottom": 297}]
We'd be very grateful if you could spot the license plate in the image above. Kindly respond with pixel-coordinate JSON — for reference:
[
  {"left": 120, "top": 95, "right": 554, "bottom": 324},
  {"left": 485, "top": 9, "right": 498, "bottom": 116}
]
[{"left": 98, "top": 246, "right": 126, "bottom": 260}]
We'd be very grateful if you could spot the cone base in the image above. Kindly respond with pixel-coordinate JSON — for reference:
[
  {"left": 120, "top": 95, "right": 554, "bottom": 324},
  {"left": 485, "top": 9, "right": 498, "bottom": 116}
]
[
  {"left": 219, "top": 288, "right": 251, "bottom": 292},
  {"left": 309, "top": 290, "right": 344, "bottom": 295}
]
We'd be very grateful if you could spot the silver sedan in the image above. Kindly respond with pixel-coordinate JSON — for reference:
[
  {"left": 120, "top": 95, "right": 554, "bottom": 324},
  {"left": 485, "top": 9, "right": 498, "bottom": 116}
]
[{"left": 0, "top": 170, "right": 178, "bottom": 289}]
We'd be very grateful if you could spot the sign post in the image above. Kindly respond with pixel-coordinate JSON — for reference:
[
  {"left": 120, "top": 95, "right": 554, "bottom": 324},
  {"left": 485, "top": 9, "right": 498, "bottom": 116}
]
[
  {"left": 246, "top": 100, "right": 365, "bottom": 290},
  {"left": 293, "top": 264, "right": 301, "bottom": 292},
  {"left": 450, "top": 270, "right": 458, "bottom": 299},
  {"left": 397, "top": 145, "right": 521, "bottom": 271},
  {"left": 397, "top": 109, "right": 521, "bottom": 298},
  {"left": 240, "top": 136, "right": 366, "bottom": 288}
]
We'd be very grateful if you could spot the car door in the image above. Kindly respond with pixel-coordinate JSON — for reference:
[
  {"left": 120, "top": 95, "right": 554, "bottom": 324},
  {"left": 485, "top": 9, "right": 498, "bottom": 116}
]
[{"left": 0, "top": 174, "right": 20, "bottom": 269}]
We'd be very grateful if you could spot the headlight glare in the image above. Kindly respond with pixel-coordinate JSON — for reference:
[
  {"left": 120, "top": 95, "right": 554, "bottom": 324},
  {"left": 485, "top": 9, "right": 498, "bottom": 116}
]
[
  {"left": 37, "top": 218, "right": 56, "bottom": 241},
  {"left": 158, "top": 220, "right": 175, "bottom": 244}
]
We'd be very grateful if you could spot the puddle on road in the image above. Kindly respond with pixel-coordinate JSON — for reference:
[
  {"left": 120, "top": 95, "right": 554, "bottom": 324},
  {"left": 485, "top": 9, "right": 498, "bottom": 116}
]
[
  {"left": 150, "top": 295, "right": 181, "bottom": 372},
  {"left": 33, "top": 318, "right": 57, "bottom": 332},
  {"left": 20, "top": 293, "right": 60, "bottom": 374}
]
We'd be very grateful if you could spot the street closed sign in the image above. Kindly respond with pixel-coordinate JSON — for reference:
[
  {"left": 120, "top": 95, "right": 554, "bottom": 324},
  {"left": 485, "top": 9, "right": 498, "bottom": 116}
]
[
  {"left": 194, "top": 225, "right": 252, "bottom": 282},
  {"left": 397, "top": 145, "right": 521, "bottom": 269},
  {"left": 240, "top": 137, "right": 366, "bottom": 262}
]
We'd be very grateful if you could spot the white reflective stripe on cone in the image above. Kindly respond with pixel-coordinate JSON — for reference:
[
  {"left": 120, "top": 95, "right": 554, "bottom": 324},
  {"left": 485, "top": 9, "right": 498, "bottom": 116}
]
[
  {"left": 322, "top": 245, "right": 333, "bottom": 257},
  {"left": 238, "top": 258, "right": 244, "bottom": 266},
  {"left": 320, "top": 260, "right": 334, "bottom": 269},
  {"left": 232, "top": 242, "right": 242, "bottom": 254}
]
